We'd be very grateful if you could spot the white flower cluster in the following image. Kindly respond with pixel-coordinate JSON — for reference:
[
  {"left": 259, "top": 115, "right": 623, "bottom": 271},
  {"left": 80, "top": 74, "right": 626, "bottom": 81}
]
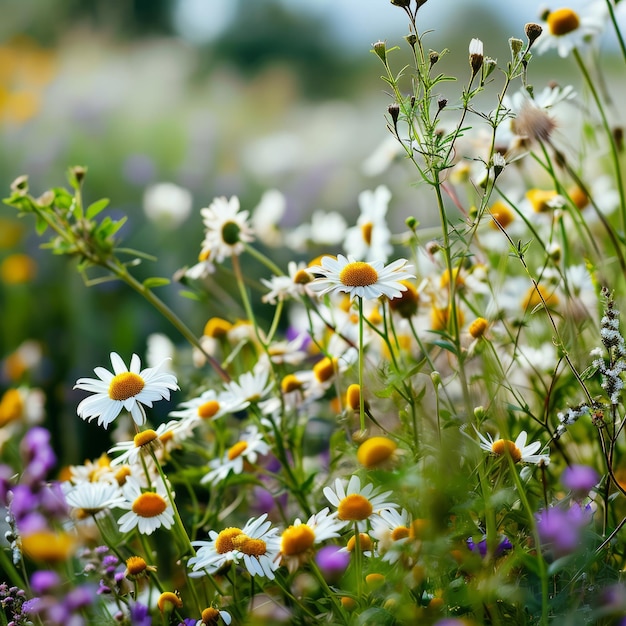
[
  {"left": 555, "top": 403, "right": 590, "bottom": 439},
  {"left": 593, "top": 296, "right": 626, "bottom": 406}
]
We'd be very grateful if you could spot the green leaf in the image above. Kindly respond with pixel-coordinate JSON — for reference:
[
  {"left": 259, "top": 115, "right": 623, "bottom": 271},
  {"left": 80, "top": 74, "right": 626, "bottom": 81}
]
[
  {"left": 86, "top": 198, "right": 110, "bottom": 219},
  {"left": 35, "top": 214, "right": 48, "bottom": 235},
  {"left": 142, "top": 277, "right": 170, "bottom": 289}
]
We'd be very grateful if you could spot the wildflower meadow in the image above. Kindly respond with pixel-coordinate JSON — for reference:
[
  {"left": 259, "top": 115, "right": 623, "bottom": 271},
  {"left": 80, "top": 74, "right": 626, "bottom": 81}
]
[{"left": 4, "top": 1, "right": 626, "bottom": 624}]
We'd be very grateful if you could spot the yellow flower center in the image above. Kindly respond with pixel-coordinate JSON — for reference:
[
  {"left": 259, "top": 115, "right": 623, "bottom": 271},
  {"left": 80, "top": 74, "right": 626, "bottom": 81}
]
[
  {"left": 201, "top": 608, "right": 220, "bottom": 625},
  {"left": 233, "top": 535, "right": 267, "bottom": 556},
  {"left": 157, "top": 591, "right": 183, "bottom": 612},
  {"left": 159, "top": 430, "right": 174, "bottom": 445},
  {"left": 547, "top": 8, "right": 580, "bottom": 36},
  {"left": 338, "top": 494, "right": 373, "bottom": 521},
  {"left": 227, "top": 440, "right": 248, "bottom": 460},
  {"left": 346, "top": 384, "right": 362, "bottom": 412},
  {"left": 522, "top": 284, "right": 559, "bottom": 310},
  {"left": 215, "top": 527, "right": 243, "bottom": 554},
  {"left": 526, "top": 188, "right": 558, "bottom": 213},
  {"left": 468, "top": 317, "right": 489, "bottom": 339},
  {"left": 346, "top": 532, "right": 373, "bottom": 552},
  {"left": 0, "top": 388, "right": 24, "bottom": 426},
  {"left": 281, "top": 524, "right": 315, "bottom": 556},
  {"left": 293, "top": 268, "right": 312, "bottom": 285},
  {"left": 21, "top": 531, "right": 75, "bottom": 563},
  {"left": 489, "top": 200, "right": 515, "bottom": 230},
  {"left": 440, "top": 267, "right": 464, "bottom": 289},
  {"left": 281, "top": 374, "right": 303, "bottom": 394},
  {"left": 197, "top": 400, "right": 221, "bottom": 419},
  {"left": 361, "top": 221, "right": 374, "bottom": 245},
  {"left": 125, "top": 555, "right": 149, "bottom": 577},
  {"left": 391, "top": 526, "right": 411, "bottom": 541},
  {"left": 491, "top": 439, "right": 522, "bottom": 463},
  {"left": 0, "top": 253, "right": 36, "bottom": 284},
  {"left": 108, "top": 372, "right": 145, "bottom": 401},
  {"left": 313, "top": 356, "right": 337, "bottom": 383},
  {"left": 115, "top": 465, "right": 132, "bottom": 486},
  {"left": 203, "top": 317, "right": 232, "bottom": 338},
  {"left": 134, "top": 429, "right": 158, "bottom": 448},
  {"left": 357, "top": 436, "right": 397, "bottom": 469},
  {"left": 339, "top": 261, "right": 378, "bottom": 287},
  {"left": 388, "top": 281, "right": 418, "bottom": 318},
  {"left": 132, "top": 492, "right": 167, "bottom": 517},
  {"left": 568, "top": 186, "right": 588, "bottom": 210}
]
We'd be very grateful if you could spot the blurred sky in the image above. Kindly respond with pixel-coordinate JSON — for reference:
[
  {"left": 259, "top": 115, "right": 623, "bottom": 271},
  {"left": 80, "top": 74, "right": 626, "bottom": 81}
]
[{"left": 173, "top": 0, "right": 625, "bottom": 49}]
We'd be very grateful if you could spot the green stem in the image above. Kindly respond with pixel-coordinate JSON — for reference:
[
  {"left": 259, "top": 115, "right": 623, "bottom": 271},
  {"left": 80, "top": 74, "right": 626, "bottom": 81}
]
[
  {"left": 358, "top": 297, "right": 366, "bottom": 432},
  {"left": 573, "top": 47, "right": 626, "bottom": 237}
]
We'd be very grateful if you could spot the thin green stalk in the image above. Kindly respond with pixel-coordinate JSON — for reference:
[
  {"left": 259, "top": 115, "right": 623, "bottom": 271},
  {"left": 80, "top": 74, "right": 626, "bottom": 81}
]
[
  {"left": 605, "top": 0, "right": 626, "bottom": 64},
  {"left": 507, "top": 455, "right": 549, "bottom": 626},
  {"left": 573, "top": 47, "right": 626, "bottom": 236},
  {"left": 358, "top": 297, "right": 366, "bottom": 432}
]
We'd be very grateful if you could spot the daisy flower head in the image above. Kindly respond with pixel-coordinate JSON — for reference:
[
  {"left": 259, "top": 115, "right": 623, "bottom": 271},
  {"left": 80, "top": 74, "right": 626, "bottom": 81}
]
[
  {"left": 323, "top": 475, "right": 399, "bottom": 530},
  {"left": 476, "top": 428, "right": 550, "bottom": 465},
  {"left": 280, "top": 507, "right": 347, "bottom": 573},
  {"left": 169, "top": 388, "right": 248, "bottom": 424},
  {"left": 309, "top": 254, "right": 414, "bottom": 302},
  {"left": 343, "top": 185, "right": 393, "bottom": 263},
  {"left": 221, "top": 363, "right": 274, "bottom": 406},
  {"left": 370, "top": 508, "right": 419, "bottom": 564},
  {"left": 200, "top": 195, "right": 255, "bottom": 264},
  {"left": 188, "top": 513, "right": 280, "bottom": 580},
  {"left": 63, "top": 481, "right": 125, "bottom": 520},
  {"left": 201, "top": 425, "right": 270, "bottom": 485},
  {"left": 196, "top": 606, "right": 232, "bottom": 626},
  {"left": 117, "top": 476, "right": 175, "bottom": 535},
  {"left": 535, "top": 2, "right": 607, "bottom": 57},
  {"left": 261, "top": 261, "right": 314, "bottom": 305},
  {"left": 107, "top": 418, "right": 195, "bottom": 467},
  {"left": 74, "top": 352, "right": 179, "bottom": 429}
]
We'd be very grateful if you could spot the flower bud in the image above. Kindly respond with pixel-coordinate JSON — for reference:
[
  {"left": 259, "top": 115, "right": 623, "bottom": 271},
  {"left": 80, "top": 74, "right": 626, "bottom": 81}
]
[
  {"left": 469, "top": 38, "right": 484, "bottom": 76},
  {"left": 525, "top": 22, "right": 543, "bottom": 48},
  {"left": 509, "top": 37, "right": 524, "bottom": 57},
  {"left": 372, "top": 40, "right": 387, "bottom": 63}
]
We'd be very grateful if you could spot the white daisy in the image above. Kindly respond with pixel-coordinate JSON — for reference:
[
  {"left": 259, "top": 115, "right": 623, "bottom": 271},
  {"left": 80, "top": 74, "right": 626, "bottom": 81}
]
[
  {"left": 200, "top": 195, "right": 254, "bottom": 264},
  {"left": 370, "top": 508, "right": 416, "bottom": 564},
  {"left": 221, "top": 364, "right": 274, "bottom": 406},
  {"left": 169, "top": 388, "right": 248, "bottom": 424},
  {"left": 63, "top": 481, "right": 125, "bottom": 518},
  {"left": 343, "top": 185, "right": 393, "bottom": 263},
  {"left": 279, "top": 507, "right": 347, "bottom": 573},
  {"left": 535, "top": 2, "right": 607, "bottom": 58},
  {"left": 117, "top": 476, "right": 175, "bottom": 535},
  {"left": 309, "top": 254, "right": 414, "bottom": 302},
  {"left": 195, "top": 607, "right": 232, "bottom": 626},
  {"left": 188, "top": 513, "right": 280, "bottom": 579},
  {"left": 323, "top": 475, "right": 399, "bottom": 530},
  {"left": 74, "top": 352, "right": 179, "bottom": 429},
  {"left": 201, "top": 425, "right": 270, "bottom": 485},
  {"left": 261, "top": 261, "right": 314, "bottom": 305},
  {"left": 108, "top": 419, "right": 195, "bottom": 467},
  {"left": 476, "top": 429, "right": 550, "bottom": 465}
]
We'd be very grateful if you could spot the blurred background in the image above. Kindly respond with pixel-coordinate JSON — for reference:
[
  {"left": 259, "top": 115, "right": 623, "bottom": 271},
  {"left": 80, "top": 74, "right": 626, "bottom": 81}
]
[{"left": 0, "top": 0, "right": 624, "bottom": 461}]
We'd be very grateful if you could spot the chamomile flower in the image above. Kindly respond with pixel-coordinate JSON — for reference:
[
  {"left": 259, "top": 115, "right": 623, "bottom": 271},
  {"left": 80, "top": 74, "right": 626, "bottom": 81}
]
[
  {"left": 107, "top": 419, "right": 194, "bottom": 467},
  {"left": 116, "top": 476, "right": 175, "bottom": 535},
  {"left": 63, "top": 481, "right": 125, "bottom": 519},
  {"left": 309, "top": 254, "right": 414, "bottom": 302},
  {"left": 535, "top": 2, "right": 607, "bottom": 57},
  {"left": 370, "top": 508, "right": 417, "bottom": 564},
  {"left": 201, "top": 425, "right": 270, "bottom": 485},
  {"left": 279, "top": 508, "right": 347, "bottom": 573},
  {"left": 188, "top": 514, "right": 280, "bottom": 579},
  {"left": 169, "top": 388, "right": 248, "bottom": 424},
  {"left": 343, "top": 185, "right": 393, "bottom": 262},
  {"left": 200, "top": 195, "right": 255, "bottom": 264},
  {"left": 196, "top": 607, "right": 232, "bottom": 626},
  {"left": 261, "top": 261, "right": 314, "bottom": 304},
  {"left": 476, "top": 429, "right": 550, "bottom": 465},
  {"left": 323, "top": 475, "right": 399, "bottom": 530},
  {"left": 221, "top": 364, "right": 274, "bottom": 406},
  {"left": 74, "top": 353, "right": 179, "bottom": 429}
]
